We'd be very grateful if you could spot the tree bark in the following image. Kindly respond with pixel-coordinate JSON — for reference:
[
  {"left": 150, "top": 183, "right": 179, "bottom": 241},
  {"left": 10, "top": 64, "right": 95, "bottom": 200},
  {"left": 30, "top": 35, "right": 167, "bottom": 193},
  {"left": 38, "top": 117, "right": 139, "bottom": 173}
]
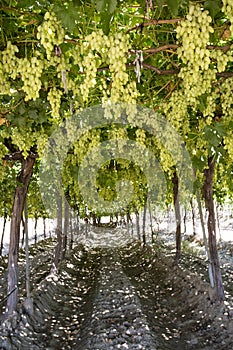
[
  {"left": 148, "top": 198, "right": 154, "bottom": 243},
  {"left": 34, "top": 214, "right": 38, "bottom": 244},
  {"left": 51, "top": 194, "right": 63, "bottom": 272},
  {"left": 203, "top": 156, "right": 225, "bottom": 302},
  {"left": 172, "top": 170, "right": 181, "bottom": 263},
  {"left": 142, "top": 199, "right": 147, "bottom": 246},
  {"left": 196, "top": 185, "right": 214, "bottom": 288},
  {"left": 43, "top": 217, "right": 46, "bottom": 239},
  {"left": 126, "top": 208, "right": 132, "bottom": 236},
  {"left": 190, "top": 198, "right": 196, "bottom": 236},
  {"left": 3, "top": 156, "right": 35, "bottom": 321},
  {"left": 69, "top": 211, "right": 74, "bottom": 252},
  {"left": 61, "top": 200, "right": 69, "bottom": 260},
  {"left": 21, "top": 215, "right": 25, "bottom": 248},
  {"left": 0, "top": 212, "right": 7, "bottom": 256},
  {"left": 183, "top": 207, "right": 187, "bottom": 234},
  {"left": 135, "top": 209, "right": 140, "bottom": 241},
  {"left": 23, "top": 198, "right": 33, "bottom": 315}
]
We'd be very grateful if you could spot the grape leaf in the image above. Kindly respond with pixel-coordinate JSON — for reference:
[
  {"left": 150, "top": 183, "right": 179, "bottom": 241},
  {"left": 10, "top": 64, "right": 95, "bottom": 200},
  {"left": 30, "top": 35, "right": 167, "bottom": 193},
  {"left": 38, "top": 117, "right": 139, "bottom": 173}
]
[
  {"left": 204, "top": 0, "right": 222, "bottom": 17},
  {"left": 215, "top": 122, "right": 227, "bottom": 137},
  {"left": 53, "top": 4, "right": 79, "bottom": 32},
  {"left": 94, "top": 0, "right": 117, "bottom": 13},
  {"left": 100, "top": 12, "right": 113, "bottom": 35},
  {"left": 167, "top": 0, "right": 179, "bottom": 16}
]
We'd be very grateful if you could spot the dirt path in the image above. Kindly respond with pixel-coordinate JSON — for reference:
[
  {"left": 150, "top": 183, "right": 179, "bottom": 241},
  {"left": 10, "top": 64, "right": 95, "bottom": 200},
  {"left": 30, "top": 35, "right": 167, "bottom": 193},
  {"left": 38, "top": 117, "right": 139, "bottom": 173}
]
[
  {"left": 120, "top": 242, "right": 233, "bottom": 350},
  {"left": 82, "top": 250, "right": 157, "bottom": 349},
  {"left": 0, "top": 239, "right": 233, "bottom": 349}
]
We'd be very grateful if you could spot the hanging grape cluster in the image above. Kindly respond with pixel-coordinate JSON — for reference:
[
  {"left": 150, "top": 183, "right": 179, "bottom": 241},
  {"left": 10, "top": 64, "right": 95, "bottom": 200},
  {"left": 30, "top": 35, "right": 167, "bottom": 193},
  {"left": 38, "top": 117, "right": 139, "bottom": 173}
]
[
  {"left": 222, "top": 0, "right": 233, "bottom": 36},
  {"left": 162, "top": 4, "right": 229, "bottom": 135},
  {"left": 18, "top": 54, "right": 44, "bottom": 101},
  {"left": 211, "top": 50, "right": 233, "bottom": 73},
  {"left": 47, "top": 87, "right": 63, "bottom": 120},
  {"left": 176, "top": 5, "right": 213, "bottom": 68},
  {"left": 176, "top": 5, "right": 215, "bottom": 105},
  {"left": 73, "top": 30, "right": 138, "bottom": 107},
  {"left": 0, "top": 9, "right": 139, "bottom": 122},
  {"left": 37, "top": 11, "right": 65, "bottom": 59},
  {"left": 0, "top": 42, "right": 19, "bottom": 94}
]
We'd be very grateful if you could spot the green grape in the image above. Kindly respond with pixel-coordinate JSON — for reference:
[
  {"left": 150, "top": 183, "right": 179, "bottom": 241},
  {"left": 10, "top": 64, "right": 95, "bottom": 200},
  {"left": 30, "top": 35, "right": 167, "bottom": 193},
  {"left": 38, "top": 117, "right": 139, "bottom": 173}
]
[
  {"left": 176, "top": 4, "right": 216, "bottom": 107},
  {"left": 1, "top": 41, "right": 19, "bottom": 79},
  {"left": 11, "top": 127, "right": 37, "bottom": 158},
  {"left": 220, "top": 78, "right": 233, "bottom": 120},
  {"left": 18, "top": 53, "right": 44, "bottom": 101},
  {"left": 47, "top": 87, "right": 63, "bottom": 120},
  {"left": 162, "top": 2, "right": 233, "bottom": 140},
  {"left": 37, "top": 12, "right": 65, "bottom": 60},
  {"left": 222, "top": 0, "right": 233, "bottom": 37},
  {"left": 0, "top": 42, "right": 19, "bottom": 94},
  {"left": 0, "top": 61, "right": 10, "bottom": 94}
]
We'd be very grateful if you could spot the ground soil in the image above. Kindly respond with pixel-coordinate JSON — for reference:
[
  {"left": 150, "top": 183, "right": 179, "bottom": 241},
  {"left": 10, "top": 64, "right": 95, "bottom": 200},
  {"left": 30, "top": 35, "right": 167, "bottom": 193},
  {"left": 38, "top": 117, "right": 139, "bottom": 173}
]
[{"left": 0, "top": 234, "right": 233, "bottom": 349}]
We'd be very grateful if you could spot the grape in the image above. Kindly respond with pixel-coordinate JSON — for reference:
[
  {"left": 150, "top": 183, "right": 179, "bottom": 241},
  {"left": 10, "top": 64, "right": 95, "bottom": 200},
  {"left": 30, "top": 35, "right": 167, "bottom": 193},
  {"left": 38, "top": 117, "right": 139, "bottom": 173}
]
[
  {"left": 0, "top": 42, "right": 19, "bottom": 94},
  {"left": 71, "top": 30, "right": 138, "bottom": 109},
  {"left": 18, "top": 53, "right": 44, "bottom": 101},
  {"left": 162, "top": 4, "right": 226, "bottom": 131},
  {"left": 222, "top": 0, "right": 233, "bottom": 36},
  {"left": 37, "top": 11, "right": 65, "bottom": 60},
  {"left": 47, "top": 87, "right": 63, "bottom": 120}
]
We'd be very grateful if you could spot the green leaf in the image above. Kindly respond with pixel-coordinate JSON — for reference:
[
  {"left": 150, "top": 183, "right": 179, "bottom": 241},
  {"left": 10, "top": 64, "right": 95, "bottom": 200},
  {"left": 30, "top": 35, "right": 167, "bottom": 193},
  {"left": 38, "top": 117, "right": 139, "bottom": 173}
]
[
  {"left": 94, "top": 0, "right": 117, "bottom": 13},
  {"left": 198, "top": 94, "right": 208, "bottom": 113},
  {"left": 18, "top": 104, "right": 26, "bottom": 115},
  {"left": 156, "top": 0, "right": 166, "bottom": 6},
  {"left": 204, "top": 126, "right": 221, "bottom": 147},
  {"left": 167, "top": 0, "right": 179, "bottom": 16},
  {"left": 204, "top": 0, "right": 222, "bottom": 17},
  {"left": 28, "top": 109, "right": 38, "bottom": 120},
  {"left": 192, "top": 155, "right": 206, "bottom": 171},
  {"left": 72, "top": 0, "right": 83, "bottom": 6},
  {"left": 53, "top": 4, "right": 78, "bottom": 32},
  {"left": 17, "top": 0, "right": 37, "bottom": 7},
  {"left": 215, "top": 122, "right": 227, "bottom": 137},
  {"left": 100, "top": 12, "right": 113, "bottom": 35}
]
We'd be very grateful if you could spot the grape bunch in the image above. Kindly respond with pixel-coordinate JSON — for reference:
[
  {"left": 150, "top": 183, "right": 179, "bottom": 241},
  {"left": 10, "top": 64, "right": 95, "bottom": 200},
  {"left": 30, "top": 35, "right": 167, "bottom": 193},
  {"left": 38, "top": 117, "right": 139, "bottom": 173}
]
[
  {"left": 221, "top": 78, "right": 233, "bottom": 118},
  {"left": 18, "top": 53, "right": 44, "bottom": 101},
  {"left": 47, "top": 87, "right": 63, "bottom": 120},
  {"left": 0, "top": 42, "right": 19, "bottom": 94},
  {"left": 0, "top": 62, "right": 10, "bottom": 95},
  {"left": 222, "top": 0, "right": 233, "bottom": 36},
  {"left": 1, "top": 42, "right": 19, "bottom": 79},
  {"left": 34, "top": 130, "right": 48, "bottom": 157},
  {"left": 136, "top": 129, "right": 146, "bottom": 145},
  {"left": 11, "top": 127, "right": 35, "bottom": 158},
  {"left": 37, "top": 11, "right": 65, "bottom": 59},
  {"left": 172, "top": 4, "right": 217, "bottom": 115},
  {"left": 106, "top": 33, "right": 129, "bottom": 91},
  {"left": 211, "top": 50, "right": 233, "bottom": 73},
  {"left": 161, "top": 90, "right": 189, "bottom": 134},
  {"left": 73, "top": 30, "right": 139, "bottom": 108},
  {"left": 176, "top": 5, "right": 213, "bottom": 69},
  {"left": 224, "top": 131, "right": 233, "bottom": 160},
  {"left": 79, "top": 51, "right": 99, "bottom": 101}
]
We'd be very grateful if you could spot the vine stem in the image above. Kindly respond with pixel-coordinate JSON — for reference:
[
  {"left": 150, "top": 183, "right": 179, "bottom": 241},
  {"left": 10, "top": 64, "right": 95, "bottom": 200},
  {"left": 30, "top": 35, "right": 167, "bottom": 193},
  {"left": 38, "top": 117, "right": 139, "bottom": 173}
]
[{"left": 126, "top": 18, "right": 182, "bottom": 33}]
